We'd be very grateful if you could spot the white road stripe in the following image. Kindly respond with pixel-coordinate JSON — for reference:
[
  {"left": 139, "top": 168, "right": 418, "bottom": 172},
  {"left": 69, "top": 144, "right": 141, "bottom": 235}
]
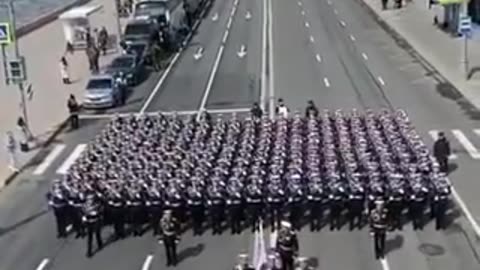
[
  {"left": 309, "top": 35, "right": 315, "bottom": 43},
  {"left": 33, "top": 144, "right": 66, "bottom": 175},
  {"left": 377, "top": 76, "right": 385, "bottom": 86},
  {"left": 301, "top": 10, "right": 306, "bottom": 16},
  {"left": 35, "top": 259, "right": 50, "bottom": 270},
  {"left": 316, "top": 54, "right": 322, "bottom": 62},
  {"left": 452, "top": 129, "right": 480, "bottom": 159},
  {"left": 298, "top": 1, "right": 302, "bottom": 6},
  {"left": 350, "top": 34, "right": 356, "bottom": 41},
  {"left": 56, "top": 144, "right": 87, "bottom": 174},
  {"left": 268, "top": 0, "right": 275, "bottom": 118},
  {"left": 222, "top": 30, "right": 229, "bottom": 44},
  {"left": 260, "top": 0, "right": 268, "bottom": 111},
  {"left": 447, "top": 177, "right": 480, "bottom": 237},
  {"left": 428, "top": 130, "right": 458, "bottom": 159},
  {"left": 234, "top": 0, "right": 239, "bottom": 6},
  {"left": 327, "top": 0, "right": 332, "bottom": 5},
  {"left": 362, "top": 53, "right": 368, "bottom": 60},
  {"left": 305, "top": 22, "right": 310, "bottom": 28},
  {"left": 334, "top": 9, "right": 338, "bottom": 15},
  {"left": 227, "top": 17, "right": 233, "bottom": 29},
  {"left": 231, "top": 7, "right": 236, "bottom": 16},
  {"left": 142, "top": 255, "right": 154, "bottom": 270},
  {"left": 340, "top": 20, "right": 346, "bottom": 27},
  {"left": 324, "top": 78, "right": 330, "bottom": 87},
  {"left": 380, "top": 258, "right": 391, "bottom": 270}
]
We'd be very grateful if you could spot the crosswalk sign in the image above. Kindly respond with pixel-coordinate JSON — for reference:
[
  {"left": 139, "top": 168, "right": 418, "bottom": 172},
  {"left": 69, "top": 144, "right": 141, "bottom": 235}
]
[{"left": 0, "top": 23, "right": 12, "bottom": 45}]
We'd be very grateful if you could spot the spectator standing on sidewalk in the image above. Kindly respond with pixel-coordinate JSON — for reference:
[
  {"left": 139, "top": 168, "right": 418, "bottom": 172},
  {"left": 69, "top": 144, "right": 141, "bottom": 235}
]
[
  {"left": 4, "top": 131, "right": 19, "bottom": 172},
  {"left": 67, "top": 94, "right": 80, "bottom": 129},
  {"left": 17, "top": 116, "right": 33, "bottom": 142},
  {"left": 97, "top": 27, "right": 109, "bottom": 55},
  {"left": 60, "top": 57, "right": 70, "bottom": 84},
  {"left": 275, "top": 98, "right": 290, "bottom": 118}
]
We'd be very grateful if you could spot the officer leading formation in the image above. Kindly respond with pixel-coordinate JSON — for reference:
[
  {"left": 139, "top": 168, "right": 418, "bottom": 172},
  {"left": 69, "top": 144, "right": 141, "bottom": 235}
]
[{"left": 47, "top": 106, "right": 452, "bottom": 258}]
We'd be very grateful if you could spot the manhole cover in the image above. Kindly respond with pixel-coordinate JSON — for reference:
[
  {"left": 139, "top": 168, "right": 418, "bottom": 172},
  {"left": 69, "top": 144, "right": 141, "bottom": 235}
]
[{"left": 418, "top": 243, "right": 445, "bottom": 256}]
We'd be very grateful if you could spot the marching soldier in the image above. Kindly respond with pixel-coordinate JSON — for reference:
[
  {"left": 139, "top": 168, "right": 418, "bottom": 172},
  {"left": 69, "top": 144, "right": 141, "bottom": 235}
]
[
  {"left": 187, "top": 184, "right": 205, "bottom": 235},
  {"left": 68, "top": 188, "right": 86, "bottom": 238},
  {"left": 433, "top": 132, "right": 451, "bottom": 173},
  {"left": 207, "top": 183, "right": 225, "bottom": 235},
  {"left": 348, "top": 186, "right": 365, "bottom": 230},
  {"left": 432, "top": 177, "right": 451, "bottom": 230},
  {"left": 83, "top": 193, "right": 103, "bottom": 257},
  {"left": 233, "top": 253, "right": 252, "bottom": 270},
  {"left": 329, "top": 187, "right": 345, "bottom": 230},
  {"left": 307, "top": 180, "right": 324, "bottom": 232},
  {"left": 226, "top": 181, "right": 244, "bottom": 234},
  {"left": 267, "top": 181, "right": 285, "bottom": 232},
  {"left": 245, "top": 181, "right": 263, "bottom": 232},
  {"left": 146, "top": 183, "right": 163, "bottom": 236},
  {"left": 47, "top": 184, "right": 68, "bottom": 238},
  {"left": 159, "top": 210, "right": 180, "bottom": 266},
  {"left": 409, "top": 186, "right": 427, "bottom": 230},
  {"left": 305, "top": 100, "right": 319, "bottom": 118},
  {"left": 369, "top": 200, "right": 388, "bottom": 260},
  {"left": 251, "top": 102, "right": 263, "bottom": 119},
  {"left": 387, "top": 189, "right": 404, "bottom": 231},
  {"left": 275, "top": 221, "right": 299, "bottom": 270},
  {"left": 106, "top": 186, "right": 126, "bottom": 239}
]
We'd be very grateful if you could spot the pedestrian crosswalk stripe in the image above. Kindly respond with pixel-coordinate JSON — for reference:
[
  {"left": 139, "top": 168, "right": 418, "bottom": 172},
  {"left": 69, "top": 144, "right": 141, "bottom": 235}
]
[
  {"left": 56, "top": 144, "right": 87, "bottom": 174},
  {"left": 452, "top": 129, "right": 480, "bottom": 159},
  {"left": 33, "top": 144, "right": 66, "bottom": 175},
  {"left": 428, "top": 130, "right": 458, "bottom": 159}
]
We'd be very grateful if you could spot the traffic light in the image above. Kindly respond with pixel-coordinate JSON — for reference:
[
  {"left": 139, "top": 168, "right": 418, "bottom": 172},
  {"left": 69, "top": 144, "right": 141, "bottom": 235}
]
[{"left": 7, "top": 57, "right": 26, "bottom": 82}]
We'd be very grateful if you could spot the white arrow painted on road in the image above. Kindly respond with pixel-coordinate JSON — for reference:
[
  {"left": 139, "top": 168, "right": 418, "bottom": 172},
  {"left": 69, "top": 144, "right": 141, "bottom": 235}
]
[
  {"left": 245, "top": 10, "right": 252, "bottom": 20},
  {"left": 212, "top": 12, "right": 219, "bottom": 21},
  {"left": 237, "top": 45, "right": 247, "bottom": 58},
  {"left": 193, "top": 46, "right": 204, "bottom": 60}
]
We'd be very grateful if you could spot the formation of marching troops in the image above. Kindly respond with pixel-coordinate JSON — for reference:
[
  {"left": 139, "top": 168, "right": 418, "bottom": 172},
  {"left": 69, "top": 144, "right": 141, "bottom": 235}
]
[{"left": 47, "top": 105, "right": 452, "bottom": 261}]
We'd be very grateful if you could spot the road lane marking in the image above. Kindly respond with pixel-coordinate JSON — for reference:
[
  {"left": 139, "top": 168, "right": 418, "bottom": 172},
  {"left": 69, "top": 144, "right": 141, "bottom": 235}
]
[
  {"left": 301, "top": 10, "right": 305, "bottom": 16},
  {"left": 197, "top": 46, "right": 225, "bottom": 120},
  {"left": 222, "top": 30, "right": 229, "bottom": 44},
  {"left": 452, "top": 129, "right": 480, "bottom": 159},
  {"left": 231, "top": 7, "right": 236, "bottom": 16},
  {"left": 237, "top": 44, "right": 247, "bottom": 58},
  {"left": 349, "top": 34, "right": 356, "bottom": 41},
  {"left": 268, "top": 0, "right": 275, "bottom": 118},
  {"left": 380, "top": 258, "right": 391, "bottom": 270},
  {"left": 261, "top": 0, "right": 268, "bottom": 111},
  {"left": 33, "top": 144, "right": 66, "bottom": 175},
  {"left": 212, "top": 12, "right": 219, "bottom": 21},
  {"left": 309, "top": 35, "right": 315, "bottom": 43},
  {"left": 316, "top": 54, "right": 322, "bottom": 62},
  {"left": 447, "top": 177, "right": 480, "bottom": 237},
  {"left": 334, "top": 9, "right": 338, "bottom": 15},
  {"left": 36, "top": 259, "right": 50, "bottom": 270},
  {"left": 234, "top": 0, "right": 239, "bottom": 6},
  {"left": 142, "top": 255, "right": 154, "bottom": 270},
  {"left": 340, "top": 20, "right": 346, "bottom": 27},
  {"left": 377, "top": 76, "right": 385, "bottom": 86},
  {"left": 79, "top": 109, "right": 253, "bottom": 119},
  {"left": 298, "top": 1, "right": 302, "bottom": 6},
  {"left": 428, "top": 130, "right": 458, "bottom": 159},
  {"left": 305, "top": 22, "right": 310, "bottom": 28},
  {"left": 193, "top": 46, "right": 204, "bottom": 60},
  {"left": 227, "top": 17, "right": 233, "bottom": 29},
  {"left": 56, "top": 144, "right": 87, "bottom": 174},
  {"left": 327, "top": 0, "right": 332, "bottom": 5},
  {"left": 323, "top": 78, "right": 330, "bottom": 87},
  {"left": 362, "top": 52, "right": 368, "bottom": 60}
]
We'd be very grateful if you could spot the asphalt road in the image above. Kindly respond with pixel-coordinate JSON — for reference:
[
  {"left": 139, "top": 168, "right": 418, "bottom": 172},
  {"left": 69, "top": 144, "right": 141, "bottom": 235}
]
[{"left": 2, "top": 0, "right": 480, "bottom": 269}]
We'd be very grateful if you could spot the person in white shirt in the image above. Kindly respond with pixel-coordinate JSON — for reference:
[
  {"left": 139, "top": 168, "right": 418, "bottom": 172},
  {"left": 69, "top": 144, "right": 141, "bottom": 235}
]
[
  {"left": 275, "top": 98, "right": 289, "bottom": 118},
  {"left": 5, "top": 131, "right": 19, "bottom": 172}
]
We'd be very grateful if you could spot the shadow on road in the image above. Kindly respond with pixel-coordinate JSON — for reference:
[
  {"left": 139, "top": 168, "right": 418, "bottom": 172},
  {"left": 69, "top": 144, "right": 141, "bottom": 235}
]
[
  {"left": 385, "top": 234, "right": 404, "bottom": 255},
  {"left": 0, "top": 209, "right": 48, "bottom": 238},
  {"left": 178, "top": 243, "right": 205, "bottom": 263}
]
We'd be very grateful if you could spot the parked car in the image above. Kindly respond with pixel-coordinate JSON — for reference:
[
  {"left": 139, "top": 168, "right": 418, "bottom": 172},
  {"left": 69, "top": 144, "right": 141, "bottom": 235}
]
[
  {"left": 123, "top": 19, "right": 157, "bottom": 44},
  {"left": 83, "top": 74, "right": 125, "bottom": 109},
  {"left": 105, "top": 54, "right": 144, "bottom": 85},
  {"left": 126, "top": 40, "right": 151, "bottom": 65}
]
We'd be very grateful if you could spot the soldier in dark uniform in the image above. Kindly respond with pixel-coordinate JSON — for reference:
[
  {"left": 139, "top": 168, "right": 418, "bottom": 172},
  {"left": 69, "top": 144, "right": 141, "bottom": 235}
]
[
  {"left": 307, "top": 180, "right": 324, "bottom": 232},
  {"left": 387, "top": 189, "right": 404, "bottom": 231},
  {"left": 369, "top": 200, "right": 388, "bottom": 260},
  {"left": 348, "top": 186, "right": 365, "bottom": 230},
  {"left": 127, "top": 185, "right": 145, "bottom": 236},
  {"left": 329, "top": 187, "right": 345, "bottom": 230},
  {"left": 207, "top": 183, "right": 225, "bottom": 235},
  {"left": 251, "top": 103, "right": 263, "bottom": 119},
  {"left": 68, "top": 188, "right": 86, "bottom": 238},
  {"left": 226, "top": 181, "right": 243, "bottom": 234},
  {"left": 433, "top": 132, "right": 451, "bottom": 173},
  {"left": 67, "top": 94, "right": 80, "bottom": 129},
  {"left": 47, "top": 184, "right": 68, "bottom": 238},
  {"left": 245, "top": 181, "right": 263, "bottom": 232},
  {"left": 287, "top": 181, "right": 304, "bottom": 231},
  {"left": 305, "top": 100, "right": 318, "bottom": 118},
  {"left": 83, "top": 194, "right": 103, "bottom": 257},
  {"left": 159, "top": 210, "right": 179, "bottom": 266},
  {"left": 106, "top": 185, "right": 126, "bottom": 239},
  {"left": 186, "top": 184, "right": 205, "bottom": 235},
  {"left": 233, "top": 253, "right": 253, "bottom": 270},
  {"left": 432, "top": 177, "right": 451, "bottom": 230},
  {"left": 275, "top": 221, "right": 299, "bottom": 270},
  {"left": 267, "top": 180, "right": 284, "bottom": 232},
  {"left": 146, "top": 183, "right": 163, "bottom": 236},
  {"left": 409, "top": 186, "right": 427, "bottom": 230}
]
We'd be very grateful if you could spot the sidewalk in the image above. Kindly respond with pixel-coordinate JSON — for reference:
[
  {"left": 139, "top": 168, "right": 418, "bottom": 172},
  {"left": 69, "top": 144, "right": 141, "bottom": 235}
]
[
  {"left": 359, "top": 0, "right": 480, "bottom": 110},
  {"left": 0, "top": 0, "right": 121, "bottom": 189}
]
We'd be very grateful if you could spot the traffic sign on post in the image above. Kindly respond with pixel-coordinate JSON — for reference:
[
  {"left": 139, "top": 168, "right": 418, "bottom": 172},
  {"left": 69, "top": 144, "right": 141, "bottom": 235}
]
[
  {"left": 459, "top": 15, "right": 472, "bottom": 35},
  {"left": 7, "top": 57, "right": 27, "bottom": 83},
  {"left": 0, "top": 23, "right": 12, "bottom": 45}
]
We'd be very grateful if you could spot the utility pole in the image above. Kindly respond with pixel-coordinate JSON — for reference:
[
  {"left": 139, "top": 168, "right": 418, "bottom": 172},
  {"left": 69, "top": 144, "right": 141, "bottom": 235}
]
[
  {"left": 0, "top": 1, "right": 32, "bottom": 141},
  {"left": 114, "top": 0, "right": 122, "bottom": 46}
]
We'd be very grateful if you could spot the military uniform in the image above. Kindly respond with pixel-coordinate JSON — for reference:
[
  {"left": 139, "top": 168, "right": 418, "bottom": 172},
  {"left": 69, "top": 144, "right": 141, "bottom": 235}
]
[
  {"left": 348, "top": 190, "right": 365, "bottom": 230},
  {"left": 246, "top": 183, "right": 263, "bottom": 232},
  {"left": 267, "top": 183, "right": 284, "bottom": 231},
  {"left": 329, "top": 190, "right": 344, "bottom": 230},
  {"left": 226, "top": 185, "right": 243, "bottom": 234},
  {"left": 160, "top": 212, "right": 179, "bottom": 266},
  {"left": 369, "top": 204, "right": 388, "bottom": 259},
  {"left": 207, "top": 185, "right": 225, "bottom": 235},
  {"left": 307, "top": 182, "right": 324, "bottom": 232},
  {"left": 47, "top": 189, "right": 68, "bottom": 238},
  {"left": 83, "top": 195, "right": 103, "bottom": 257},
  {"left": 276, "top": 222, "right": 299, "bottom": 270},
  {"left": 107, "top": 191, "right": 126, "bottom": 239}
]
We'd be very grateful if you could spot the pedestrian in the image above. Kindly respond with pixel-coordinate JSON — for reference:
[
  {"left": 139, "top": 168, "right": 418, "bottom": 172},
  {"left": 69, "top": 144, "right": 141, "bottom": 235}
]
[
  {"left": 159, "top": 210, "right": 179, "bottom": 266},
  {"left": 275, "top": 221, "right": 298, "bottom": 270},
  {"left": 5, "top": 131, "right": 19, "bottom": 172},
  {"left": 433, "top": 132, "right": 450, "bottom": 173},
  {"left": 97, "top": 27, "right": 109, "bottom": 55},
  {"left": 250, "top": 102, "right": 263, "bottom": 119},
  {"left": 275, "top": 98, "right": 289, "bottom": 118},
  {"left": 60, "top": 57, "right": 70, "bottom": 84},
  {"left": 66, "top": 41, "right": 74, "bottom": 54},
  {"left": 17, "top": 116, "right": 33, "bottom": 142},
  {"left": 369, "top": 200, "right": 388, "bottom": 259},
  {"left": 67, "top": 94, "right": 80, "bottom": 129}
]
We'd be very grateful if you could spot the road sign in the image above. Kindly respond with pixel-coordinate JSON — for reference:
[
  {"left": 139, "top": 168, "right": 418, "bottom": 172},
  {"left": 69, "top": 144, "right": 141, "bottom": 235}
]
[
  {"left": 7, "top": 57, "right": 27, "bottom": 83},
  {"left": 459, "top": 15, "right": 472, "bottom": 34},
  {"left": 0, "top": 23, "right": 12, "bottom": 45}
]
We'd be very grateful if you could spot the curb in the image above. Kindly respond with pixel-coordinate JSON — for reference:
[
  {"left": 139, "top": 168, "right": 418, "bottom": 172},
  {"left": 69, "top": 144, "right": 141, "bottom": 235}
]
[
  {"left": 1, "top": 117, "right": 69, "bottom": 189},
  {"left": 16, "top": 0, "right": 91, "bottom": 38},
  {"left": 355, "top": 0, "right": 480, "bottom": 113}
]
